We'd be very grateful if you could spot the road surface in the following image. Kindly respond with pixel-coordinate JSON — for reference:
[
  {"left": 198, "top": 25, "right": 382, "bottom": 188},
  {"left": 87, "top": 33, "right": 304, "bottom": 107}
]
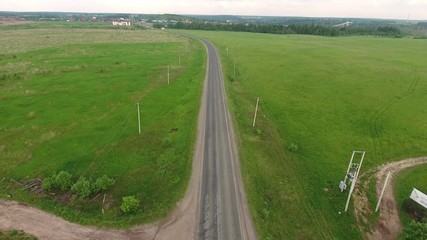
[{"left": 196, "top": 38, "right": 256, "bottom": 240}]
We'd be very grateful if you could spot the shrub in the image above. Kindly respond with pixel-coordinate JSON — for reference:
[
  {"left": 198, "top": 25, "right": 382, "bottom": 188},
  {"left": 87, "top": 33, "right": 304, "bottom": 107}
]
[
  {"left": 400, "top": 221, "right": 427, "bottom": 240},
  {"left": 120, "top": 196, "right": 140, "bottom": 213},
  {"left": 288, "top": 143, "right": 299, "bottom": 153},
  {"left": 55, "top": 171, "right": 73, "bottom": 191},
  {"left": 42, "top": 171, "right": 73, "bottom": 192},
  {"left": 71, "top": 177, "right": 92, "bottom": 199},
  {"left": 92, "top": 175, "right": 115, "bottom": 192},
  {"left": 41, "top": 176, "right": 54, "bottom": 191}
]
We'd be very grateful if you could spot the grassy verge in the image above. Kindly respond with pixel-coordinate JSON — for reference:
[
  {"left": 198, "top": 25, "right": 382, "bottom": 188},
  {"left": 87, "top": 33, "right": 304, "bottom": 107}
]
[
  {"left": 394, "top": 164, "right": 427, "bottom": 225},
  {"left": 0, "top": 28, "right": 205, "bottom": 227},
  {"left": 0, "top": 230, "right": 37, "bottom": 240},
  {"left": 186, "top": 30, "right": 427, "bottom": 239}
]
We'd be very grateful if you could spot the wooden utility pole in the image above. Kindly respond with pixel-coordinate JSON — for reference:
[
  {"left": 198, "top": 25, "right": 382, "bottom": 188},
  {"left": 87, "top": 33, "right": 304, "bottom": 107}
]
[
  {"left": 375, "top": 171, "right": 391, "bottom": 212},
  {"left": 167, "top": 65, "right": 170, "bottom": 85},
  {"left": 137, "top": 102, "right": 141, "bottom": 134},
  {"left": 252, "top": 97, "right": 260, "bottom": 127}
]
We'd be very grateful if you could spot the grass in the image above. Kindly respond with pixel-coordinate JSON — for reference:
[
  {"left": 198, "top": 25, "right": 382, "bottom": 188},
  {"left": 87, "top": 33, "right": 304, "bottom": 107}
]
[
  {"left": 186, "top": 30, "right": 427, "bottom": 239},
  {"left": 0, "top": 28, "right": 179, "bottom": 54},
  {"left": 0, "top": 230, "right": 37, "bottom": 240},
  {"left": 0, "top": 28, "right": 205, "bottom": 227},
  {"left": 394, "top": 164, "right": 427, "bottom": 225}
]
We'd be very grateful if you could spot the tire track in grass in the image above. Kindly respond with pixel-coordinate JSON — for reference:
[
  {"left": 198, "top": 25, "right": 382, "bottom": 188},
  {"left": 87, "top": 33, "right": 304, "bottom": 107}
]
[{"left": 368, "top": 68, "right": 419, "bottom": 161}]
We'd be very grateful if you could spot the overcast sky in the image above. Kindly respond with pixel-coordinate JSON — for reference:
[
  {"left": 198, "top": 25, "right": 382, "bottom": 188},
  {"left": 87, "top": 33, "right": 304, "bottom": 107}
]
[{"left": 2, "top": 0, "right": 426, "bottom": 20}]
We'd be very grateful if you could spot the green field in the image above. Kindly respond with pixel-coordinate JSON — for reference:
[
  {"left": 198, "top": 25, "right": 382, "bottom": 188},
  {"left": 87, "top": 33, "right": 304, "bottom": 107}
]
[
  {"left": 188, "top": 30, "right": 427, "bottom": 239},
  {"left": 0, "top": 28, "right": 205, "bottom": 227}
]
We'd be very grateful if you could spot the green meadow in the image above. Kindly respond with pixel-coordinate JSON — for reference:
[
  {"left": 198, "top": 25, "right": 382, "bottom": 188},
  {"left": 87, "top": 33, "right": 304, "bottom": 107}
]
[
  {"left": 189, "top": 31, "right": 427, "bottom": 239},
  {"left": 0, "top": 28, "right": 205, "bottom": 227}
]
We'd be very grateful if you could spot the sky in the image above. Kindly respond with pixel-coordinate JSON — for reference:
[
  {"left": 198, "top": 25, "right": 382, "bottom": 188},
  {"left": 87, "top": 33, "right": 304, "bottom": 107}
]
[{"left": 1, "top": 0, "right": 427, "bottom": 20}]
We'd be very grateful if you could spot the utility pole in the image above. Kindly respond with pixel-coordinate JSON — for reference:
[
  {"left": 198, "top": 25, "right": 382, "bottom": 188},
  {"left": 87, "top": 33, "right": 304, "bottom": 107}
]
[
  {"left": 233, "top": 63, "right": 236, "bottom": 78},
  {"left": 167, "top": 65, "right": 170, "bottom": 85},
  {"left": 137, "top": 102, "right": 141, "bottom": 134},
  {"left": 375, "top": 171, "right": 391, "bottom": 212},
  {"left": 252, "top": 97, "right": 260, "bottom": 128}
]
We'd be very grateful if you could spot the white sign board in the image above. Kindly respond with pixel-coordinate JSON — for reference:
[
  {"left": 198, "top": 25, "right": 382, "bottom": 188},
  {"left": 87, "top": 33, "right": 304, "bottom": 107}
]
[{"left": 410, "top": 188, "right": 427, "bottom": 209}]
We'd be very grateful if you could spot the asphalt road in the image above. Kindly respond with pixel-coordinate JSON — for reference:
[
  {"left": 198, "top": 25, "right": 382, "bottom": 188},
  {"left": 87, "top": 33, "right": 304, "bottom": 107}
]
[{"left": 197, "top": 39, "right": 256, "bottom": 240}]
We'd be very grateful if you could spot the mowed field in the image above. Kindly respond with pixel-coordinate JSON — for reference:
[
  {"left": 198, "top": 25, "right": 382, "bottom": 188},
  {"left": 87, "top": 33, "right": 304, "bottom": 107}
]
[
  {"left": 189, "top": 31, "right": 427, "bottom": 239},
  {"left": 0, "top": 28, "right": 205, "bottom": 227}
]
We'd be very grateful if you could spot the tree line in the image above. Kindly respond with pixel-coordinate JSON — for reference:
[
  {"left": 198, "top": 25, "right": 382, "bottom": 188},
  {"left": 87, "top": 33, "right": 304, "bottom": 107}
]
[{"left": 154, "top": 21, "right": 403, "bottom": 37}]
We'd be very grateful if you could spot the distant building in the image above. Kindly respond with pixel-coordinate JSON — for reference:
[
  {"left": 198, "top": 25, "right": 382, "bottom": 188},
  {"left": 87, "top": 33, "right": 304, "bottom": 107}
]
[
  {"left": 112, "top": 19, "right": 131, "bottom": 26},
  {"left": 333, "top": 21, "right": 353, "bottom": 28}
]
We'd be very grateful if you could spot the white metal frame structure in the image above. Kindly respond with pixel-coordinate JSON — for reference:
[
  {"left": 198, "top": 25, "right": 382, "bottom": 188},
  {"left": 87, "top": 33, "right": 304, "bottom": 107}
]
[{"left": 340, "top": 150, "right": 365, "bottom": 212}]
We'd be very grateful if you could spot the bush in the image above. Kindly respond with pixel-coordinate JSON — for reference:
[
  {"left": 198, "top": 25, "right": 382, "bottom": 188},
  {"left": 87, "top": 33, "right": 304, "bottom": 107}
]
[
  {"left": 41, "top": 176, "right": 54, "bottom": 191},
  {"left": 288, "top": 143, "right": 299, "bottom": 152},
  {"left": 400, "top": 221, "right": 427, "bottom": 240},
  {"left": 42, "top": 171, "right": 73, "bottom": 192},
  {"left": 120, "top": 196, "right": 140, "bottom": 213},
  {"left": 92, "top": 175, "right": 115, "bottom": 192},
  {"left": 71, "top": 177, "right": 92, "bottom": 199},
  {"left": 55, "top": 171, "right": 73, "bottom": 191}
]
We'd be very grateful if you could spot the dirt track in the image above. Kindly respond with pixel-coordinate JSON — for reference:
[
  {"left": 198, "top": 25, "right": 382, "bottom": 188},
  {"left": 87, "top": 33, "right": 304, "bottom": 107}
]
[{"left": 353, "top": 156, "right": 427, "bottom": 240}]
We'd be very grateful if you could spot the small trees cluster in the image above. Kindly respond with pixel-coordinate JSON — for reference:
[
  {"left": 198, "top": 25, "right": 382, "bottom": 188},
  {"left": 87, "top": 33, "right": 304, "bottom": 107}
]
[
  {"left": 42, "top": 171, "right": 141, "bottom": 214},
  {"left": 41, "top": 171, "right": 115, "bottom": 199},
  {"left": 71, "top": 177, "right": 92, "bottom": 199},
  {"left": 120, "top": 196, "right": 140, "bottom": 213},
  {"left": 41, "top": 171, "right": 73, "bottom": 191}
]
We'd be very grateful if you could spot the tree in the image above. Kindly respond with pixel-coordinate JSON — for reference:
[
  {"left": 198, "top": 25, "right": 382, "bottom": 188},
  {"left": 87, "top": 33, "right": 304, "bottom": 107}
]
[
  {"left": 55, "top": 171, "right": 73, "bottom": 191},
  {"left": 41, "top": 176, "right": 54, "bottom": 191},
  {"left": 71, "top": 177, "right": 92, "bottom": 199},
  {"left": 92, "top": 175, "right": 115, "bottom": 192},
  {"left": 120, "top": 196, "right": 140, "bottom": 213},
  {"left": 42, "top": 171, "right": 73, "bottom": 192}
]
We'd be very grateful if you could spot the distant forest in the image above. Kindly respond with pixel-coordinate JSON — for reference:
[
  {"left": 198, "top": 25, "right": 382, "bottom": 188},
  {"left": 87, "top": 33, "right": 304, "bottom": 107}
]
[
  {"left": 1, "top": 11, "right": 426, "bottom": 38},
  {"left": 154, "top": 22, "right": 405, "bottom": 37}
]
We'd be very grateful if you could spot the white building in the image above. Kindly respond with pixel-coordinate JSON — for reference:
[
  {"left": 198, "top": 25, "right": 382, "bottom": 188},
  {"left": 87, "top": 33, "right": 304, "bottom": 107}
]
[{"left": 112, "top": 20, "right": 131, "bottom": 26}]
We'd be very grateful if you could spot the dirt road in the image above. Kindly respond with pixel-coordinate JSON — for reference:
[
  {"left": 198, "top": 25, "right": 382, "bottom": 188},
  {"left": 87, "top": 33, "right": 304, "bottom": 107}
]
[{"left": 353, "top": 156, "right": 427, "bottom": 240}]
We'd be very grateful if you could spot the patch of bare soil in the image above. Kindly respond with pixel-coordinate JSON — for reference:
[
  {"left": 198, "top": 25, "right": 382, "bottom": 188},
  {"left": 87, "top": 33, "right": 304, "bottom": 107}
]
[{"left": 353, "top": 157, "right": 427, "bottom": 240}]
